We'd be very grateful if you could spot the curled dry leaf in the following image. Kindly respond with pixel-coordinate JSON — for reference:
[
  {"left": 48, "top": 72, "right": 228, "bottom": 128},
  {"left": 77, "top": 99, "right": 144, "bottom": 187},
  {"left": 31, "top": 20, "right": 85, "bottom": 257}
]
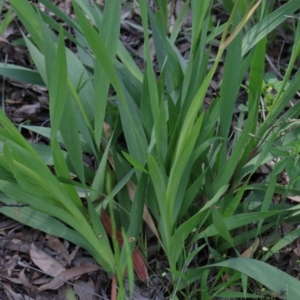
[{"left": 30, "top": 243, "right": 65, "bottom": 277}]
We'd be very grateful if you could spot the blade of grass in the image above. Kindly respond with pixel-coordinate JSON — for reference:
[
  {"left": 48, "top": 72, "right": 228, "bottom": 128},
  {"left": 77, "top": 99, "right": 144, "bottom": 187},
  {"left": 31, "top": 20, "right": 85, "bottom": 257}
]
[
  {"left": 0, "top": 63, "right": 44, "bottom": 85},
  {"left": 242, "top": 0, "right": 300, "bottom": 56},
  {"left": 9, "top": 0, "right": 43, "bottom": 48},
  {"left": 218, "top": 13, "right": 242, "bottom": 165},
  {"left": 214, "top": 258, "right": 300, "bottom": 298},
  {"left": 94, "top": 0, "right": 121, "bottom": 148},
  {"left": 193, "top": 211, "right": 282, "bottom": 242},
  {"left": 0, "top": 195, "right": 94, "bottom": 254},
  {"left": 73, "top": 1, "right": 148, "bottom": 166},
  {"left": 0, "top": 180, "right": 115, "bottom": 272},
  {"left": 139, "top": 0, "right": 166, "bottom": 161},
  {"left": 59, "top": 89, "right": 85, "bottom": 184},
  {"left": 0, "top": 7, "right": 15, "bottom": 36},
  {"left": 49, "top": 27, "right": 67, "bottom": 142}
]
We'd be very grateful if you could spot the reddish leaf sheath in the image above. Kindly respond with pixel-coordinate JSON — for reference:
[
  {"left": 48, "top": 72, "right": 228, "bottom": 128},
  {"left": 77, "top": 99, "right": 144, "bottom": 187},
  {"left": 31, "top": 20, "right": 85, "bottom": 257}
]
[{"left": 101, "top": 210, "right": 148, "bottom": 282}]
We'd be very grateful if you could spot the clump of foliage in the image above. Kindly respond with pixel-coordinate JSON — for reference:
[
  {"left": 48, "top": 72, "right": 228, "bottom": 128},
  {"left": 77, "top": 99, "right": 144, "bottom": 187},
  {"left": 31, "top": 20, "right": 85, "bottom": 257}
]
[{"left": 1, "top": 0, "right": 300, "bottom": 298}]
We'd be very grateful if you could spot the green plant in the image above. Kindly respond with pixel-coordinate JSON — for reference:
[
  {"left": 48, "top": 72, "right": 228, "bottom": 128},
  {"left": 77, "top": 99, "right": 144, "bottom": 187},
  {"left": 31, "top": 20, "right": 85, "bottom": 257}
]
[{"left": 1, "top": 0, "right": 300, "bottom": 298}]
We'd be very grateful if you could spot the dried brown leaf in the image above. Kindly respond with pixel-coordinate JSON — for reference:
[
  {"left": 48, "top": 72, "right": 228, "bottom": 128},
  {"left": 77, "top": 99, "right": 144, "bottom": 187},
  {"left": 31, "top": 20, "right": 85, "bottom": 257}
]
[
  {"left": 242, "top": 238, "right": 260, "bottom": 258},
  {"left": 30, "top": 243, "right": 65, "bottom": 277},
  {"left": 45, "top": 235, "right": 70, "bottom": 265},
  {"left": 287, "top": 195, "right": 300, "bottom": 202},
  {"left": 3, "top": 239, "right": 31, "bottom": 253},
  {"left": 3, "top": 282, "right": 35, "bottom": 300},
  {"left": 6, "top": 254, "right": 19, "bottom": 276},
  {"left": 39, "top": 265, "right": 99, "bottom": 291},
  {"left": 38, "top": 95, "right": 49, "bottom": 109},
  {"left": 5, "top": 99, "right": 25, "bottom": 105},
  {"left": 69, "top": 245, "right": 81, "bottom": 263},
  {"left": 73, "top": 279, "right": 95, "bottom": 300},
  {"left": 0, "top": 218, "right": 19, "bottom": 230},
  {"left": 14, "top": 102, "right": 40, "bottom": 117}
]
